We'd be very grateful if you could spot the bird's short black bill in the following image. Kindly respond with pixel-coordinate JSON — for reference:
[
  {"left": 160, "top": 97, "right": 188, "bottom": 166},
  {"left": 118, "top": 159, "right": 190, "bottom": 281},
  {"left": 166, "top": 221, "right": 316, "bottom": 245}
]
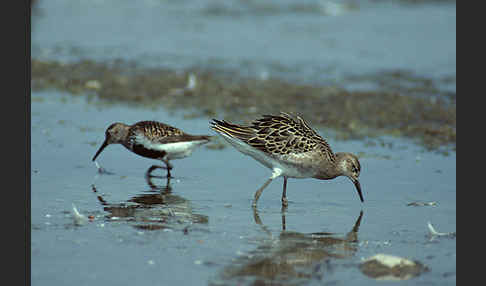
[
  {"left": 353, "top": 179, "right": 364, "bottom": 203},
  {"left": 92, "top": 140, "right": 108, "bottom": 161}
]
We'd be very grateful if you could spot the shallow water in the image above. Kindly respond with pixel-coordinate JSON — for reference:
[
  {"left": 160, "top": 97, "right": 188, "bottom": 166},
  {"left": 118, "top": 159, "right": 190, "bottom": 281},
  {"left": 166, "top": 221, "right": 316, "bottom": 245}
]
[
  {"left": 31, "top": 0, "right": 455, "bottom": 284},
  {"left": 31, "top": 93, "right": 455, "bottom": 285},
  {"left": 31, "top": 0, "right": 456, "bottom": 86}
]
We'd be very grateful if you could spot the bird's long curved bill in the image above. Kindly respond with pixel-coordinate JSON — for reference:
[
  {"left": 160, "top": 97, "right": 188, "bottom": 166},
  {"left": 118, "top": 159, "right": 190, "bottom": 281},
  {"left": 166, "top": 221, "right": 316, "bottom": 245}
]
[
  {"left": 353, "top": 179, "right": 364, "bottom": 202},
  {"left": 92, "top": 140, "right": 108, "bottom": 161}
]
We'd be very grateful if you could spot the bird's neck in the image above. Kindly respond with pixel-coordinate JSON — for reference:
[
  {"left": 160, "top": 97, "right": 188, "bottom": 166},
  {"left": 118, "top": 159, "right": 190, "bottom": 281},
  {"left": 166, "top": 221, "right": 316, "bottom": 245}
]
[{"left": 314, "top": 154, "right": 346, "bottom": 180}]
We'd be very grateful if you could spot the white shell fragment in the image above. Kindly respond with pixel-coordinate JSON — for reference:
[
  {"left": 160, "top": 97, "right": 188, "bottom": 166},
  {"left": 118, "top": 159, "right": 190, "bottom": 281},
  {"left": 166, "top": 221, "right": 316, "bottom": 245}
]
[
  {"left": 427, "top": 222, "right": 456, "bottom": 239},
  {"left": 359, "top": 254, "right": 429, "bottom": 280},
  {"left": 72, "top": 203, "right": 88, "bottom": 226},
  {"left": 186, "top": 73, "right": 197, "bottom": 90},
  {"left": 407, "top": 201, "right": 437, "bottom": 207},
  {"left": 168, "top": 73, "right": 198, "bottom": 96}
]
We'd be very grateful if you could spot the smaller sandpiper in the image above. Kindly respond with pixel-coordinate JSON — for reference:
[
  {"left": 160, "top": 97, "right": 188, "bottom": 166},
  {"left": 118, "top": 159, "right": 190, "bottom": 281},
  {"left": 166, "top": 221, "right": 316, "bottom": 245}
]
[
  {"left": 210, "top": 112, "right": 363, "bottom": 208},
  {"left": 92, "top": 121, "right": 211, "bottom": 177}
]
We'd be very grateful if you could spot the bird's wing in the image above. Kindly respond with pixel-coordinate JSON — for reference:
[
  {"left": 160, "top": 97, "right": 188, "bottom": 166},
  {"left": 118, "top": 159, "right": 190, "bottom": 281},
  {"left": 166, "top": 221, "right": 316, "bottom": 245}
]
[{"left": 211, "top": 113, "right": 335, "bottom": 159}]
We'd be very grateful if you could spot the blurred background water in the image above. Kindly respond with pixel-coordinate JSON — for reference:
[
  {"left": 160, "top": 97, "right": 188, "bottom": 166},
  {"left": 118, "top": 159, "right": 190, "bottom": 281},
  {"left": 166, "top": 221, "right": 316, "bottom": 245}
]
[{"left": 32, "top": 0, "right": 455, "bottom": 86}]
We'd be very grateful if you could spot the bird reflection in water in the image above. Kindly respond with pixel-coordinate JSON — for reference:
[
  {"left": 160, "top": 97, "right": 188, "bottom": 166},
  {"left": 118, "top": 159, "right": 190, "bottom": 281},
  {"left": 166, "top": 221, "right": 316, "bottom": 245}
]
[
  {"left": 92, "top": 171, "right": 208, "bottom": 231},
  {"left": 213, "top": 209, "right": 363, "bottom": 285}
]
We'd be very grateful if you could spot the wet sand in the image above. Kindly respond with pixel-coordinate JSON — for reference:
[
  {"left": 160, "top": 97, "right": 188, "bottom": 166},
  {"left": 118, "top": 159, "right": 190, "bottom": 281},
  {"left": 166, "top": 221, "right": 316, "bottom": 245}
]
[{"left": 31, "top": 93, "right": 455, "bottom": 285}]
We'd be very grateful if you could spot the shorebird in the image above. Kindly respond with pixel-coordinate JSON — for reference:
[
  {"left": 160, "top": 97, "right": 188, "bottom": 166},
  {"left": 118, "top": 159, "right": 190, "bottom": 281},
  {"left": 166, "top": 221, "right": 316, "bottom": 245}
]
[
  {"left": 92, "top": 121, "right": 211, "bottom": 177},
  {"left": 210, "top": 112, "right": 363, "bottom": 207}
]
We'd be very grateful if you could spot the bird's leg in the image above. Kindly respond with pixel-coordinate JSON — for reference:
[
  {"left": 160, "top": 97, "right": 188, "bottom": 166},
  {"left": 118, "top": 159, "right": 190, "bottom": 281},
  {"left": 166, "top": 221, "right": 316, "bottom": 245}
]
[
  {"left": 281, "top": 210, "right": 287, "bottom": 231},
  {"left": 252, "top": 169, "right": 282, "bottom": 208},
  {"left": 251, "top": 207, "right": 272, "bottom": 236},
  {"left": 145, "top": 174, "right": 157, "bottom": 190},
  {"left": 252, "top": 207, "right": 263, "bottom": 226},
  {"left": 146, "top": 171, "right": 172, "bottom": 192},
  {"left": 282, "top": 176, "right": 288, "bottom": 207},
  {"left": 162, "top": 158, "right": 173, "bottom": 178},
  {"left": 145, "top": 165, "right": 166, "bottom": 178},
  {"left": 146, "top": 157, "right": 174, "bottom": 178},
  {"left": 252, "top": 178, "right": 273, "bottom": 207}
]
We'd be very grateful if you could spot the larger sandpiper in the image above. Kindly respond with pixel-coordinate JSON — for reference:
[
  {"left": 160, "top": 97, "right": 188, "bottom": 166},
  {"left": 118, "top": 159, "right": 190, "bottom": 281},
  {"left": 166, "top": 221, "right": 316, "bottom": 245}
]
[
  {"left": 92, "top": 121, "right": 211, "bottom": 177},
  {"left": 210, "top": 112, "right": 363, "bottom": 207}
]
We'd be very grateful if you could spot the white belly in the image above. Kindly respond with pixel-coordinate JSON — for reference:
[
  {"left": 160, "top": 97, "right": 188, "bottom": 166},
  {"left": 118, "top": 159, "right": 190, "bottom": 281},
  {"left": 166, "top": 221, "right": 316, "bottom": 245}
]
[
  {"left": 219, "top": 133, "right": 315, "bottom": 179},
  {"left": 161, "top": 141, "right": 206, "bottom": 160},
  {"left": 134, "top": 134, "right": 206, "bottom": 160}
]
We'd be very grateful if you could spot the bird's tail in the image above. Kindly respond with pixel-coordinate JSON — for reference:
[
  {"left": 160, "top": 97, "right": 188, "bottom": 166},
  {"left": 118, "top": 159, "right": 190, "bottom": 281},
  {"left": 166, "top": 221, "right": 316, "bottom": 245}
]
[{"left": 210, "top": 119, "right": 254, "bottom": 141}]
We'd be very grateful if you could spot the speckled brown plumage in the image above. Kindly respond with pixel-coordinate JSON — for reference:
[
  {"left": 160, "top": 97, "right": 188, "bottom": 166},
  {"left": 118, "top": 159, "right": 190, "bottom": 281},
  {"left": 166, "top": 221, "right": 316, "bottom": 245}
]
[
  {"left": 210, "top": 112, "right": 363, "bottom": 207},
  {"left": 128, "top": 121, "right": 185, "bottom": 143},
  {"left": 211, "top": 112, "right": 336, "bottom": 163},
  {"left": 92, "top": 120, "right": 211, "bottom": 177}
]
